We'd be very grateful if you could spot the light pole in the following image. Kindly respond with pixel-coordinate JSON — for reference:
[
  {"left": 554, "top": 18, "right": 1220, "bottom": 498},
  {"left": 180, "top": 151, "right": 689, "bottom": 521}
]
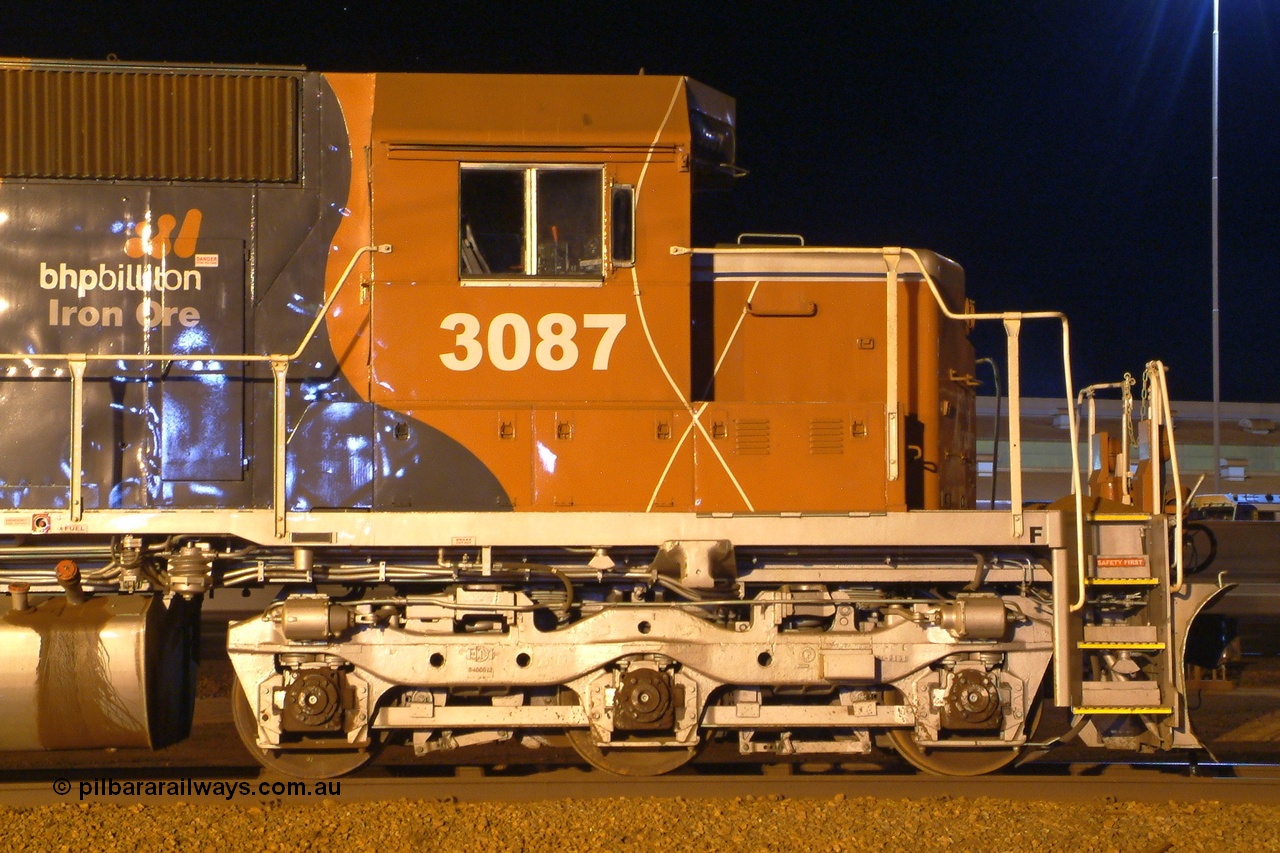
[{"left": 1212, "top": 0, "right": 1221, "bottom": 492}]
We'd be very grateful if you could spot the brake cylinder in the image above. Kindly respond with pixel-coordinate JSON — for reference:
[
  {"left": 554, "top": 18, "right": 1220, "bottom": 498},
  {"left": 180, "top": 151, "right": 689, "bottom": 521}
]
[
  {"left": 935, "top": 595, "right": 1010, "bottom": 640},
  {"left": 280, "top": 596, "right": 353, "bottom": 642}
]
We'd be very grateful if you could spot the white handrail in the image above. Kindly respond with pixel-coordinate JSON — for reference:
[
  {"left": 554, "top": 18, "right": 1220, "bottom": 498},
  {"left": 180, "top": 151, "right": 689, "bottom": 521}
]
[
  {"left": 1076, "top": 375, "right": 1135, "bottom": 503},
  {"left": 0, "top": 244, "right": 389, "bottom": 366},
  {"left": 672, "top": 244, "right": 1088, "bottom": 608},
  {"left": 1150, "top": 361, "right": 1184, "bottom": 592},
  {"left": 2, "top": 243, "right": 389, "bottom": 533}
]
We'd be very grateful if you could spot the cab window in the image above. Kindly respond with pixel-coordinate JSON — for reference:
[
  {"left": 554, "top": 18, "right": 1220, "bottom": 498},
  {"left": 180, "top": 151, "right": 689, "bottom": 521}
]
[{"left": 460, "top": 165, "right": 603, "bottom": 280}]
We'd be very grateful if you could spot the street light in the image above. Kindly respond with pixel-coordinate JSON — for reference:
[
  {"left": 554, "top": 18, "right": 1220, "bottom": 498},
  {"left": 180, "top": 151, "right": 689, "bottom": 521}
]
[{"left": 1212, "top": 0, "right": 1221, "bottom": 492}]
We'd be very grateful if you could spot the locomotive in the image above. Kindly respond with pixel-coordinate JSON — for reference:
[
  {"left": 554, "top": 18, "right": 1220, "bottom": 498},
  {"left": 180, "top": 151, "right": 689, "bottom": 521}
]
[{"left": 0, "top": 58, "right": 1228, "bottom": 777}]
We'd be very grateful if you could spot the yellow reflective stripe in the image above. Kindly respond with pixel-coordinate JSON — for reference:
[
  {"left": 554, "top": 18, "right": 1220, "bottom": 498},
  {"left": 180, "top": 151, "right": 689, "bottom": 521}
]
[
  {"left": 1073, "top": 706, "right": 1173, "bottom": 715},
  {"left": 1077, "top": 642, "right": 1166, "bottom": 650}
]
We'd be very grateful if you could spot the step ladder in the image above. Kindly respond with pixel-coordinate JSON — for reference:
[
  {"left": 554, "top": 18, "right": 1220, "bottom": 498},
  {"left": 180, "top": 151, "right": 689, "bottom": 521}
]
[
  {"left": 1050, "top": 364, "right": 1182, "bottom": 731},
  {"left": 1069, "top": 512, "right": 1175, "bottom": 717}
]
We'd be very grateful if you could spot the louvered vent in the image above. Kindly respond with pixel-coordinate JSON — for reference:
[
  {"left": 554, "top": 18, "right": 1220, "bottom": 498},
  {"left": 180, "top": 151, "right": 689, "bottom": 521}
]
[
  {"left": 735, "top": 419, "right": 770, "bottom": 455},
  {"left": 1, "top": 65, "right": 299, "bottom": 182},
  {"left": 809, "top": 419, "right": 845, "bottom": 454}
]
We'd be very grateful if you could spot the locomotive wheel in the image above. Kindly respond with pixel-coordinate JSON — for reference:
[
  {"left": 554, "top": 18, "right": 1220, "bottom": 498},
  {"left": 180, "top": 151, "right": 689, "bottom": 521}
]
[
  {"left": 232, "top": 686, "right": 375, "bottom": 779},
  {"left": 888, "top": 700, "right": 1044, "bottom": 777},
  {"left": 564, "top": 728, "right": 700, "bottom": 776}
]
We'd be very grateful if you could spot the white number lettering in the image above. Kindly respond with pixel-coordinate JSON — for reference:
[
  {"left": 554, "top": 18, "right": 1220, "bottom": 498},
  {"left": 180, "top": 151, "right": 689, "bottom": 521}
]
[
  {"left": 487, "top": 312, "right": 531, "bottom": 371},
  {"left": 438, "top": 312, "right": 627, "bottom": 372},
  {"left": 535, "top": 313, "right": 579, "bottom": 371},
  {"left": 439, "top": 312, "right": 483, "bottom": 371},
  {"left": 583, "top": 313, "right": 627, "bottom": 370}
]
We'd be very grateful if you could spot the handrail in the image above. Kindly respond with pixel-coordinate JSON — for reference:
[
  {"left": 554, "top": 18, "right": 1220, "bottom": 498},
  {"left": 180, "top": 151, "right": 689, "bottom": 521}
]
[
  {"left": 0, "top": 243, "right": 390, "bottom": 535},
  {"left": 1150, "top": 361, "right": 1184, "bottom": 592},
  {"left": 976, "top": 357, "right": 1002, "bottom": 510},
  {"left": 1076, "top": 374, "right": 1135, "bottom": 504},
  {"left": 285, "top": 244, "right": 391, "bottom": 362},
  {"left": 671, "top": 243, "right": 1088, "bottom": 608},
  {"left": 898, "top": 247, "right": 1085, "bottom": 610},
  {"left": 0, "top": 244, "right": 390, "bottom": 366}
]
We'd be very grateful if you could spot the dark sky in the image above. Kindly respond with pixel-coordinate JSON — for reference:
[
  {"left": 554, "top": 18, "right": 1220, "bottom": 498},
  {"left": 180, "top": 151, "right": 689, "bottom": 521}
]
[{"left": 6, "top": 2, "right": 1278, "bottom": 401}]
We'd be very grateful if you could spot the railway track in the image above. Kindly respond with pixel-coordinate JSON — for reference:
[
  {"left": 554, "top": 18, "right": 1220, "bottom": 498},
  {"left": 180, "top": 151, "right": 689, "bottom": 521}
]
[
  {"left": 3, "top": 760, "right": 1280, "bottom": 808},
  {"left": 2, "top": 672, "right": 1277, "bottom": 853},
  {"left": 1, "top": 657, "right": 1276, "bottom": 808}
]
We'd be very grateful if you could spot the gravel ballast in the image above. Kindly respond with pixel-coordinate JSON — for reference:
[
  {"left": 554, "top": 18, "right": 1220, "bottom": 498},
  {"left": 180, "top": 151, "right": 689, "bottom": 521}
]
[{"left": 1, "top": 794, "right": 1278, "bottom": 852}]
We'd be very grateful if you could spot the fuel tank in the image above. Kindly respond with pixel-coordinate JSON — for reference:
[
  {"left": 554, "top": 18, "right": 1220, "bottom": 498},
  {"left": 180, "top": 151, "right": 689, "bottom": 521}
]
[{"left": 0, "top": 593, "right": 198, "bottom": 750}]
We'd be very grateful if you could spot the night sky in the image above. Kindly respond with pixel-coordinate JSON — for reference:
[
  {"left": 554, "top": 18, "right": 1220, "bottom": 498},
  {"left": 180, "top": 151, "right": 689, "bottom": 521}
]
[{"left": 5, "top": 2, "right": 1278, "bottom": 401}]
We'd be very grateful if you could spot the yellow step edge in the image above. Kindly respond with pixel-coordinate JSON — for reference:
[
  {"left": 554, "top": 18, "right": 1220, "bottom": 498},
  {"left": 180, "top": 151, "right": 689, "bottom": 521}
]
[
  {"left": 1077, "top": 642, "right": 1166, "bottom": 650},
  {"left": 1085, "top": 577, "right": 1159, "bottom": 586},
  {"left": 1072, "top": 706, "right": 1173, "bottom": 716},
  {"left": 1088, "top": 513, "right": 1151, "bottom": 522}
]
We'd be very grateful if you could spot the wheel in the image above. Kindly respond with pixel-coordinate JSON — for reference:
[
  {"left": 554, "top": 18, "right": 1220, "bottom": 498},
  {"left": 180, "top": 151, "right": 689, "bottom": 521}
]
[
  {"left": 888, "top": 699, "right": 1043, "bottom": 777},
  {"left": 232, "top": 686, "right": 375, "bottom": 779},
  {"left": 888, "top": 728, "right": 1022, "bottom": 776},
  {"left": 564, "top": 727, "right": 701, "bottom": 776},
  {"left": 558, "top": 679, "right": 702, "bottom": 776}
]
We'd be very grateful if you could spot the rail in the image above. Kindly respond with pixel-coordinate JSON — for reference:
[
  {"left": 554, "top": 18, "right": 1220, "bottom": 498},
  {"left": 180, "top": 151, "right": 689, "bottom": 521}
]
[{"left": 0, "top": 243, "right": 391, "bottom": 538}]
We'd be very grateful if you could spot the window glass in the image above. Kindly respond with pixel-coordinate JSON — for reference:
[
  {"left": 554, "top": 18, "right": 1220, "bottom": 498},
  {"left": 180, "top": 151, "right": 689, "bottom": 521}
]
[
  {"left": 460, "top": 169, "right": 526, "bottom": 275},
  {"left": 535, "top": 170, "right": 602, "bottom": 275},
  {"left": 460, "top": 166, "right": 603, "bottom": 279},
  {"left": 611, "top": 185, "right": 635, "bottom": 266}
]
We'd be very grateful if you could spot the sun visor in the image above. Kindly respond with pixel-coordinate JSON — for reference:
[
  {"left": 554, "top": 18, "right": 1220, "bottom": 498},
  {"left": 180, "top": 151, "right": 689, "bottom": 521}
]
[{"left": 686, "top": 78, "right": 739, "bottom": 188}]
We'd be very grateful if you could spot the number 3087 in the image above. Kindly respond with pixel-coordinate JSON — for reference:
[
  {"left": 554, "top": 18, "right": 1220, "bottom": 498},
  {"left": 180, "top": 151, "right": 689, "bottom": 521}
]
[{"left": 439, "top": 312, "right": 627, "bottom": 372}]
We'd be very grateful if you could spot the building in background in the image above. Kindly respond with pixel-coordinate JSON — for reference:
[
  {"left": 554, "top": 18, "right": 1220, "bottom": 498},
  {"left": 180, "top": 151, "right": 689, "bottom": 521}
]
[{"left": 975, "top": 397, "right": 1280, "bottom": 510}]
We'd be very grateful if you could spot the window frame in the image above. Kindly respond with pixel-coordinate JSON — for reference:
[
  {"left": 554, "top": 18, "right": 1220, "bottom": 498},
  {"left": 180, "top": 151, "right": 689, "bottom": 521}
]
[
  {"left": 610, "top": 183, "right": 636, "bottom": 269},
  {"left": 459, "top": 163, "right": 609, "bottom": 287}
]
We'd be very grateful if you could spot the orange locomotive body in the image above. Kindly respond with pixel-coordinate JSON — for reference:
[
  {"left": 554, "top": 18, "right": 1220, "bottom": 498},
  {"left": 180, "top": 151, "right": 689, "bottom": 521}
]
[
  {"left": 324, "top": 72, "right": 977, "bottom": 516},
  {"left": 0, "top": 61, "right": 1221, "bottom": 778}
]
